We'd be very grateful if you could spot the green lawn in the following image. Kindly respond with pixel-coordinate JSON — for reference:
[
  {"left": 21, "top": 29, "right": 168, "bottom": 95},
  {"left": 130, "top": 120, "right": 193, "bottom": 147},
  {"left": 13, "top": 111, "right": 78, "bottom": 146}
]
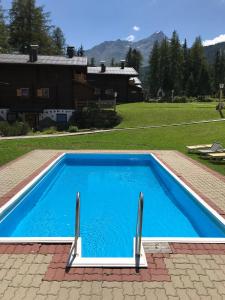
[
  {"left": 116, "top": 102, "right": 219, "bottom": 128},
  {"left": 0, "top": 102, "right": 224, "bottom": 175}
]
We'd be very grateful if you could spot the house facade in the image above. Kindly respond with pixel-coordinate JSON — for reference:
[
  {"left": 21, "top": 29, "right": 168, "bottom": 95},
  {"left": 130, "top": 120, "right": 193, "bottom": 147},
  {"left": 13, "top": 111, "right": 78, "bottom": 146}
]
[
  {"left": 87, "top": 61, "right": 143, "bottom": 105},
  {"left": 0, "top": 48, "right": 143, "bottom": 128}
]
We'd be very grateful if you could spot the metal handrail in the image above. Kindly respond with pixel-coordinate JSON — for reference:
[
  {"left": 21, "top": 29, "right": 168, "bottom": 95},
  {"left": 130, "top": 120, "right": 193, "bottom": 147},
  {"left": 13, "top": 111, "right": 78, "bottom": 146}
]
[
  {"left": 74, "top": 192, "right": 80, "bottom": 255},
  {"left": 67, "top": 192, "right": 80, "bottom": 267},
  {"left": 135, "top": 192, "right": 144, "bottom": 258}
]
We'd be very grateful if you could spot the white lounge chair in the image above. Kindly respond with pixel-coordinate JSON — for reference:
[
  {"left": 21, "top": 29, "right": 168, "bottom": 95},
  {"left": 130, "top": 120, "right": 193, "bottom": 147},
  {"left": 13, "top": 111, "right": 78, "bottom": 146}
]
[
  {"left": 186, "top": 144, "right": 212, "bottom": 153},
  {"left": 198, "top": 143, "right": 224, "bottom": 155}
]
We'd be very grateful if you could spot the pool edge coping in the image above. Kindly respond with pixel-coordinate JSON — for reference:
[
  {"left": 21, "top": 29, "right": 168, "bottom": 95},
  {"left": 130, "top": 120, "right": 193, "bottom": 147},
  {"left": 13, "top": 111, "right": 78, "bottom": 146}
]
[{"left": 0, "top": 151, "right": 224, "bottom": 245}]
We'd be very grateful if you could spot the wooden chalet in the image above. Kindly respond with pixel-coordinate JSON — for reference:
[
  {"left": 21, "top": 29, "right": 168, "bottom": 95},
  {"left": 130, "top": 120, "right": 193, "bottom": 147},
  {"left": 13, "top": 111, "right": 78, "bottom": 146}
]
[
  {"left": 0, "top": 46, "right": 143, "bottom": 128},
  {"left": 87, "top": 60, "right": 143, "bottom": 105}
]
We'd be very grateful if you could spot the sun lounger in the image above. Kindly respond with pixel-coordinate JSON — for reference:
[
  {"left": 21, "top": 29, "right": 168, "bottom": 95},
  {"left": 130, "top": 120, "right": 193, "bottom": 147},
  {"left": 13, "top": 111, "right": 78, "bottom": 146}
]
[
  {"left": 186, "top": 144, "right": 212, "bottom": 153},
  {"left": 198, "top": 143, "right": 224, "bottom": 155},
  {"left": 207, "top": 152, "right": 225, "bottom": 162}
]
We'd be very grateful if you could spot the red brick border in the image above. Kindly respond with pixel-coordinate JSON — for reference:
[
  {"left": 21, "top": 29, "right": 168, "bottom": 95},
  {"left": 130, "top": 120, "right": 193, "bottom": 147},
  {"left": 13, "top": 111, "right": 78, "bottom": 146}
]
[{"left": 1, "top": 243, "right": 225, "bottom": 282}]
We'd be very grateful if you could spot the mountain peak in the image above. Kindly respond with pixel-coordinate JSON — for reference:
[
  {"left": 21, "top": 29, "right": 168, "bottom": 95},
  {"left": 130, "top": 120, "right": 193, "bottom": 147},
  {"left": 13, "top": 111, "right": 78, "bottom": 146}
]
[{"left": 86, "top": 31, "right": 166, "bottom": 66}]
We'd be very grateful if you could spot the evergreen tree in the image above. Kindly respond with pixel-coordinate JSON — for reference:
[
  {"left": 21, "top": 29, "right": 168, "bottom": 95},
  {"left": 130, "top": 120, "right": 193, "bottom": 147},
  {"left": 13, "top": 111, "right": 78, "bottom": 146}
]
[
  {"left": 189, "top": 37, "right": 211, "bottom": 96},
  {"left": 148, "top": 41, "right": 160, "bottom": 97},
  {"left": 0, "top": 0, "right": 9, "bottom": 53},
  {"left": 132, "top": 48, "right": 143, "bottom": 72},
  {"left": 214, "top": 50, "right": 225, "bottom": 93},
  {"left": 111, "top": 57, "right": 115, "bottom": 67},
  {"left": 185, "top": 73, "right": 195, "bottom": 97},
  {"left": 170, "top": 31, "right": 183, "bottom": 95},
  {"left": 126, "top": 47, "right": 132, "bottom": 67},
  {"left": 51, "top": 27, "right": 65, "bottom": 55},
  {"left": 199, "top": 64, "right": 212, "bottom": 95},
  {"left": 77, "top": 44, "right": 84, "bottom": 57},
  {"left": 9, "top": 0, "right": 53, "bottom": 54},
  {"left": 125, "top": 47, "right": 142, "bottom": 72},
  {"left": 182, "top": 39, "right": 191, "bottom": 93},
  {"left": 90, "top": 57, "right": 95, "bottom": 66},
  {"left": 159, "top": 38, "right": 171, "bottom": 97}
]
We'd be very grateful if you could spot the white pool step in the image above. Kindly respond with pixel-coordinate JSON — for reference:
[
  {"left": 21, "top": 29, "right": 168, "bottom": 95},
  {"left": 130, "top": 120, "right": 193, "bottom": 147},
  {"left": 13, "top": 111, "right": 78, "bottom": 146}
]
[{"left": 67, "top": 238, "right": 148, "bottom": 268}]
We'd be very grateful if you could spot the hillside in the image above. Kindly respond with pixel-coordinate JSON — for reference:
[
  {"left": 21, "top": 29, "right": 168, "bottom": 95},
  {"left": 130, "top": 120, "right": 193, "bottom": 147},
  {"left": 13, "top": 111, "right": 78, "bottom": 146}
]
[
  {"left": 85, "top": 31, "right": 166, "bottom": 66},
  {"left": 86, "top": 32, "right": 225, "bottom": 67},
  {"left": 204, "top": 42, "right": 225, "bottom": 64}
]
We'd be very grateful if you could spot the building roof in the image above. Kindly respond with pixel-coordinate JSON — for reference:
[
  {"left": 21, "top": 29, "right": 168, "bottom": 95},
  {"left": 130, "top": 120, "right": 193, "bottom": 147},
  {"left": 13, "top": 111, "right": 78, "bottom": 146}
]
[
  {"left": 0, "top": 54, "right": 87, "bottom": 66},
  {"left": 129, "top": 77, "right": 142, "bottom": 85},
  {"left": 88, "top": 67, "right": 138, "bottom": 76}
]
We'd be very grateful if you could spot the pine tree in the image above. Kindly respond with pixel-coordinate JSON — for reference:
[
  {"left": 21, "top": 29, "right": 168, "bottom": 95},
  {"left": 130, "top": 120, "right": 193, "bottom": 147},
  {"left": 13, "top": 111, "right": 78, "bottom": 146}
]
[
  {"left": 126, "top": 47, "right": 132, "bottom": 67},
  {"left": 170, "top": 31, "right": 183, "bottom": 95},
  {"left": 189, "top": 37, "right": 211, "bottom": 96},
  {"left": 0, "top": 0, "right": 9, "bottom": 53},
  {"left": 9, "top": 0, "right": 53, "bottom": 54},
  {"left": 77, "top": 44, "right": 84, "bottom": 57},
  {"left": 132, "top": 48, "right": 143, "bottom": 72},
  {"left": 185, "top": 73, "right": 195, "bottom": 97},
  {"left": 111, "top": 57, "right": 115, "bottom": 67},
  {"left": 125, "top": 47, "right": 142, "bottom": 72},
  {"left": 159, "top": 38, "right": 171, "bottom": 97},
  {"left": 214, "top": 50, "right": 225, "bottom": 93},
  {"left": 148, "top": 41, "right": 160, "bottom": 97},
  {"left": 51, "top": 27, "right": 66, "bottom": 55},
  {"left": 90, "top": 57, "right": 95, "bottom": 66},
  {"left": 182, "top": 39, "right": 191, "bottom": 94}
]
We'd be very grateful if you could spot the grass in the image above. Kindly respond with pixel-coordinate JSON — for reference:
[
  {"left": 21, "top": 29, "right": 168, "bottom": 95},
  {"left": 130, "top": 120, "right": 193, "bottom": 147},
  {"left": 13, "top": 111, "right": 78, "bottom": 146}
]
[
  {"left": 0, "top": 102, "right": 225, "bottom": 175},
  {"left": 116, "top": 102, "right": 219, "bottom": 128}
]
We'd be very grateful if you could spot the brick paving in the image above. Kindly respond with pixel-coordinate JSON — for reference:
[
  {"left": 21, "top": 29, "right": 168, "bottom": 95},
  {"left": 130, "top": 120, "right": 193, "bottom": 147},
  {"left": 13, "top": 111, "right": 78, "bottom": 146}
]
[{"left": 0, "top": 150, "right": 225, "bottom": 299}]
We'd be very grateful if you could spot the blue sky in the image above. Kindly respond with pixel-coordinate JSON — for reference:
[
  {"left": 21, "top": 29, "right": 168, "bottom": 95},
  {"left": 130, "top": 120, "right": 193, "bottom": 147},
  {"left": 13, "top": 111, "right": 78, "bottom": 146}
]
[{"left": 2, "top": 0, "right": 225, "bottom": 49}]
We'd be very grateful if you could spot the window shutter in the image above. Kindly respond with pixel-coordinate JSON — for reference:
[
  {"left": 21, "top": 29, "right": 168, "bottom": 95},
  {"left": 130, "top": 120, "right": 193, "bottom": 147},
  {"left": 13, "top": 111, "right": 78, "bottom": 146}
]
[
  {"left": 16, "top": 89, "right": 21, "bottom": 96},
  {"left": 37, "top": 89, "right": 43, "bottom": 97}
]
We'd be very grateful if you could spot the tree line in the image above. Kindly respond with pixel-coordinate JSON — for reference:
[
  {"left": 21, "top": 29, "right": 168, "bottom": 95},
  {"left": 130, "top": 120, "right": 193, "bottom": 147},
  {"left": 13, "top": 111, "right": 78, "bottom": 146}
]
[
  {"left": 148, "top": 31, "right": 225, "bottom": 99},
  {"left": 0, "top": 0, "right": 84, "bottom": 56}
]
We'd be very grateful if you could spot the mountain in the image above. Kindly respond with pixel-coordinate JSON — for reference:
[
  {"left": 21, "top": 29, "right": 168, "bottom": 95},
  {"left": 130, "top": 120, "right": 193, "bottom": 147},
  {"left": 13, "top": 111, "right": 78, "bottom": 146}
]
[
  {"left": 204, "top": 42, "right": 225, "bottom": 64},
  {"left": 86, "top": 31, "right": 225, "bottom": 69},
  {"left": 85, "top": 31, "right": 166, "bottom": 66}
]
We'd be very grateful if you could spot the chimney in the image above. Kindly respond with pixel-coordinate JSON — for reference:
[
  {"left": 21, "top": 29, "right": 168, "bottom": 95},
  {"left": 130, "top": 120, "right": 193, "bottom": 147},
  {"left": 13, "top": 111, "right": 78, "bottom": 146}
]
[
  {"left": 67, "top": 46, "right": 75, "bottom": 58},
  {"left": 29, "top": 45, "right": 38, "bottom": 62},
  {"left": 100, "top": 61, "right": 106, "bottom": 73},
  {"left": 120, "top": 60, "right": 125, "bottom": 69}
]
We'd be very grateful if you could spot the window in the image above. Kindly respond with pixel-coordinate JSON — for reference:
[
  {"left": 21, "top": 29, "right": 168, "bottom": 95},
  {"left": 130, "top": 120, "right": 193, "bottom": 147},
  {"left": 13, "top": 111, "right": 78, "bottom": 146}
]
[
  {"left": 17, "top": 88, "right": 30, "bottom": 97},
  {"left": 56, "top": 113, "right": 67, "bottom": 123},
  {"left": 105, "top": 89, "right": 114, "bottom": 96},
  {"left": 94, "top": 88, "right": 101, "bottom": 95},
  {"left": 37, "top": 88, "right": 50, "bottom": 98}
]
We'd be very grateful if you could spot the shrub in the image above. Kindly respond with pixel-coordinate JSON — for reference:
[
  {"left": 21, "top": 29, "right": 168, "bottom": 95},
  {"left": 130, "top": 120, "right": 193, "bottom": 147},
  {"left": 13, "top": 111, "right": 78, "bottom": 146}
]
[
  {"left": 68, "top": 125, "right": 78, "bottom": 133},
  {"left": 197, "top": 96, "right": 214, "bottom": 102},
  {"left": 42, "top": 126, "right": 58, "bottom": 134},
  {"left": 172, "top": 96, "right": 188, "bottom": 103},
  {"left": 38, "top": 117, "right": 56, "bottom": 130},
  {"left": 75, "top": 107, "right": 122, "bottom": 129},
  {"left": 0, "top": 121, "right": 30, "bottom": 136}
]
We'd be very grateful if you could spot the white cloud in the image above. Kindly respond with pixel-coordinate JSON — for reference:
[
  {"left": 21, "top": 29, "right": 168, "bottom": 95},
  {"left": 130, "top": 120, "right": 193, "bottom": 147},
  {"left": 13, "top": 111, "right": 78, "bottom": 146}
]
[
  {"left": 133, "top": 26, "right": 140, "bottom": 32},
  {"left": 203, "top": 34, "right": 225, "bottom": 46},
  {"left": 126, "top": 35, "right": 135, "bottom": 42}
]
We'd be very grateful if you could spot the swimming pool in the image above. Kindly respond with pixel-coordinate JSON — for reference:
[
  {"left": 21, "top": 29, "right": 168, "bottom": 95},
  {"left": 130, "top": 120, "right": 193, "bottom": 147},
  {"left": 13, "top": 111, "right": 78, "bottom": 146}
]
[{"left": 0, "top": 153, "right": 225, "bottom": 266}]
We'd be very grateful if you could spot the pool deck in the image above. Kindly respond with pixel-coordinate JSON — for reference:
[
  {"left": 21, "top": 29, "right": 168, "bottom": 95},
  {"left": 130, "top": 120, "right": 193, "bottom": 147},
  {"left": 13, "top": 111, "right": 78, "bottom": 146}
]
[{"left": 0, "top": 150, "right": 225, "bottom": 299}]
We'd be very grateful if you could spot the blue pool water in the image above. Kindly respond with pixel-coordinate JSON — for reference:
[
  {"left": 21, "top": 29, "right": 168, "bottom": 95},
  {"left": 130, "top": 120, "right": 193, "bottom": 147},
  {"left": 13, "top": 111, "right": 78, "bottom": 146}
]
[{"left": 0, "top": 154, "right": 225, "bottom": 258}]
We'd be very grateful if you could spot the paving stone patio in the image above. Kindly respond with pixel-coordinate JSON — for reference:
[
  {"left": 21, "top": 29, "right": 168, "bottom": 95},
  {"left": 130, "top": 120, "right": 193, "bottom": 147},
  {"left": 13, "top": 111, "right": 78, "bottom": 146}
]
[{"left": 0, "top": 150, "right": 225, "bottom": 299}]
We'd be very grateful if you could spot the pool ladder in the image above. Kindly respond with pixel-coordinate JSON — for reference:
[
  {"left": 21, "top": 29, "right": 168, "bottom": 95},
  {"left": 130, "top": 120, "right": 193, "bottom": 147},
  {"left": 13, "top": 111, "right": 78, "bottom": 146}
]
[
  {"left": 67, "top": 192, "right": 80, "bottom": 266},
  {"left": 135, "top": 192, "right": 144, "bottom": 269},
  {"left": 67, "top": 191, "right": 144, "bottom": 268}
]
